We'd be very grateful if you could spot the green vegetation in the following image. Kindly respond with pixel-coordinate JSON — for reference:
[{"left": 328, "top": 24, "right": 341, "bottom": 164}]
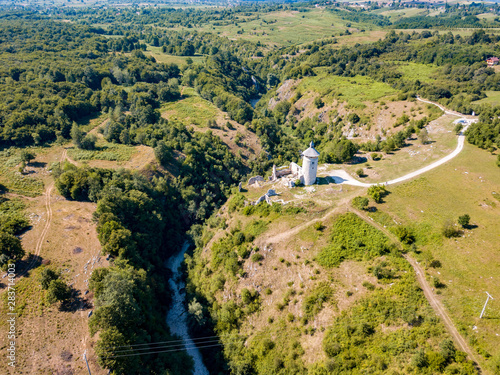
[
  {"left": 317, "top": 213, "right": 392, "bottom": 268},
  {"left": 352, "top": 196, "right": 369, "bottom": 210},
  {"left": 302, "top": 283, "right": 333, "bottom": 318},
  {"left": 3, "top": 2, "right": 500, "bottom": 374}
]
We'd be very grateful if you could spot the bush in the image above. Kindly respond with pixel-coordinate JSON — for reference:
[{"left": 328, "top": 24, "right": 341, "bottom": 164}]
[
  {"left": 355, "top": 168, "right": 364, "bottom": 177},
  {"left": 40, "top": 268, "right": 59, "bottom": 289},
  {"left": 429, "top": 260, "right": 442, "bottom": 268},
  {"left": 433, "top": 277, "right": 445, "bottom": 288},
  {"left": 367, "top": 185, "right": 387, "bottom": 203},
  {"left": 412, "top": 349, "right": 428, "bottom": 369},
  {"left": 237, "top": 246, "right": 251, "bottom": 259},
  {"left": 313, "top": 97, "right": 324, "bottom": 109},
  {"left": 314, "top": 221, "right": 325, "bottom": 231},
  {"left": 303, "top": 283, "right": 333, "bottom": 317},
  {"left": 394, "top": 226, "right": 415, "bottom": 245},
  {"left": 251, "top": 253, "right": 264, "bottom": 262},
  {"left": 352, "top": 196, "right": 369, "bottom": 210},
  {"left": 442, "top": 221, "right": 460, "bottom": 238},
  {"left": 46, "top": 279, "right": 72, "bottom": 304},
  {"left": 371, "top": 153, "right": 381, "bottom": 161},
  {"left": 362, "top": 281, "right": 375, "bottom": 291},
  {"left": 457, "top": 214, "right": 470, "bottom": 228}
]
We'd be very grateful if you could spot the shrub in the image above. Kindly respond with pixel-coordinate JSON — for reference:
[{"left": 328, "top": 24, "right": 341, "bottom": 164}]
[
  {"left": 348, "top": 113, "right": 360, "bottom": 124},
  {"left": 317, "top": 213, "right": 390, "bottom": 267},
  {"left": 46, "top": 279, "right": 72, "bottom": 304},
  {"left": 237, "top": 246, "right": 251, "bottom": 259},
  {"left": 362, "top": 281, "right": 375, "bottom": 291},
  {"left": 457, "top": 214, "right": 470, "bottom": 228},
  {"left": 442, "top": 221, "right": 460, "bottom": 238},
  {"left": 394, "top": 226, "right": 415, "bottom": 245},
  {"left": 367, "top": 185, "right": 387, "bottom": 203},
  {"left": 314, "top": 221, "right": 325, "bottom": 231},
  {"left": 412, "top": 349, "right": 428, "bottom": 368},
  {"left": 303, "top": 283, "right": 333, "bottom": 317},
  {"left": 352, "top": 196, "right": 369, "bottom": 210},
  {"left": 313, "top": 97, "right": 324, "bottom": 109},
  {"left": 371, "top": 153, "right": 381, "bottom": 161},
  {"left": 233, "top": 231, "right": 245, "bottom": 246},
  {"left": 429, "top": 260, "right": 442, "bottom": 268},
  {"left": 373, "top": 264, "right": 394, "bottom": 280},
  {"left": 433, "top": 277, "right": 445, "bottom": 288},
  {"left": 251, "top": 253, "right": 264, "bottom": 262},
  {"left": 355, "top": 168, "right": 364, "bottom": 177},
  {"left": 40, "top": 268, "right": 59, "bottom": 289}
]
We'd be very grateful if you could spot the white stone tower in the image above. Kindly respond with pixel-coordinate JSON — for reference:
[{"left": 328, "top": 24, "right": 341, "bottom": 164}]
[{"left": 301, "top": 141, "right": 320, "bottom": 186}]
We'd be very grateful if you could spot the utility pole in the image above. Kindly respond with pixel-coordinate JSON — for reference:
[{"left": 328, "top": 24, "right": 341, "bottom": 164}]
[
  {"left": 83, "top": 350, "right": 92, "bottom": 375},
  {"left": 479, "top": 292, "right": 494, "bottom": 319}
]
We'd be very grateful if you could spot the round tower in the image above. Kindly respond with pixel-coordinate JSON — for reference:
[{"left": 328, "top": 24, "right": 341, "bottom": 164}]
[{"left": 302, "top": 141, "right": 320, "bottom": 186}]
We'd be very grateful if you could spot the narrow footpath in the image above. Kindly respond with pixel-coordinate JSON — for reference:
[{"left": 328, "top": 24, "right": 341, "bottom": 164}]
[{"left": 351, "top": 207, "right": 485, "bottom": 374}]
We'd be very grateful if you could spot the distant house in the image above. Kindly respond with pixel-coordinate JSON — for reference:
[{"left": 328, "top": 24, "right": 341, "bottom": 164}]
[{"left": 486, "top": 57, "right": 499, "bottom": 67}]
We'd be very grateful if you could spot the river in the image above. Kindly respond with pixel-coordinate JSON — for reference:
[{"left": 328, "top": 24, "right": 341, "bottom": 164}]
[{"left": 165, "top": 242, "right": 209, "bottom": 375}]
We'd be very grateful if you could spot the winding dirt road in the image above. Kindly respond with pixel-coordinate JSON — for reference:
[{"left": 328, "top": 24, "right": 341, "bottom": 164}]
[{"left": 17, "top": 147, "right": 69, "bottom": 278}]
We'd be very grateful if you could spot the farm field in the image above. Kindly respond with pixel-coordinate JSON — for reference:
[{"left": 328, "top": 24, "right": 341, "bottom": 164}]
[{"left": 171, "top": 8, "right": 380, "bottom": 46}]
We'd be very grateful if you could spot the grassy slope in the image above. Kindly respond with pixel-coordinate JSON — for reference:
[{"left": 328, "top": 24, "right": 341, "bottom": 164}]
[
  {"left": 170, "top": 8, "right": 382, "bottom": 46},
  {"left": 190, "top": 178, "right": 479, "bottom": 373},
  {"left": 371, "top": 143, "right": 500, "bottom": 370}
]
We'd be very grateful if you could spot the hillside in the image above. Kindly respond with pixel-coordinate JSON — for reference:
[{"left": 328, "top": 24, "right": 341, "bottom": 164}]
[
  {"left": 1, "top": 2, "right": 500, "bottom": 375},
  {"left": 185, "top": 176, "right": 483, "bottom": 373}
]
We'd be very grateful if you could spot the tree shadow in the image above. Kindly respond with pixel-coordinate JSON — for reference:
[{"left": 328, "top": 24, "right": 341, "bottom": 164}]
[
  {"left": 29, "top": 161, "right": 47, "bottom": 168},
  {"left": 17, "top": 254, "right": 43, "bottom": 277},
  {"left": 59, "top": 289, "right": 92, "bottom": 312},
  {"left": 463, "top": 224, "right": 478, "bottom": 230},
  {"left": 350, "top": 156, "right": 368, "bottom": 164}
]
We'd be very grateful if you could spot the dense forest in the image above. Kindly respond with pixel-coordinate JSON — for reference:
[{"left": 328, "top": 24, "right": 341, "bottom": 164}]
[{"left": 1, "top": 1, "right": 500, "bottom": 374}]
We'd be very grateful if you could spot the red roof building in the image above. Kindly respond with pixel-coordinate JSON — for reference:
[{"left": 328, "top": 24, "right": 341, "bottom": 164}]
[{"left": 486, "top": 57, "right": 499, "bottom": 67}]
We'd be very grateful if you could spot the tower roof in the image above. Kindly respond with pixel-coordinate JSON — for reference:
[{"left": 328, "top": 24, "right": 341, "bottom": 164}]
[{"left": 302, "top": 141, "right": 320, "bottom": 158}]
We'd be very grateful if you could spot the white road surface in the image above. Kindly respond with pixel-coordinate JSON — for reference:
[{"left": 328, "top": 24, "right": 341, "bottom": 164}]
[{"left": 327, "top": 99, "right": 474, "bottom": 188}]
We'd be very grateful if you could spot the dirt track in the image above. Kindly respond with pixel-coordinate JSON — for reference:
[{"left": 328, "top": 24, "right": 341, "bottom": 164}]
[{"left": 351, "top": 207, "right": 485, "bottom": 373}]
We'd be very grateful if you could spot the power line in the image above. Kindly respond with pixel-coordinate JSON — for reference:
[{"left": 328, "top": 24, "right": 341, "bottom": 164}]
[
  {"left": 99, "top": 333, "right": 233, "bottom": 350},
  {"left": 100, "top": 338, "right": 221, "bottom": 355},
  {"left": 99, "top": 343, "right": 222, "bottom": 359}
]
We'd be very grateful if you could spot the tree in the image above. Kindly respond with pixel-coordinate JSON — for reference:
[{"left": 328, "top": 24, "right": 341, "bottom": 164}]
[
  {"left": 418, "top": 128, "right": 429, "bottom": 144},
  {"left": 80, "top": 134, "right": 97, "bottom": 150},
  {"left": 40, "top": 268, "right": 59, "bottom": 289},
  {"left": 458, "top": 214, "right": 470, "bottom": 228},
  {"left": 46, "top": 279, "right": 72, "bottom": 304},
  {"left": 0, "top": 231, "right": 25, "bottom": 266},
  {"left": 313, "top": 97, "right": 324, "bottom": 109},
  {"left": 367, "top": 185, "right": 387, "bottom": 203},
  {"left": 352, "top": 196, "right": 369, "bottom": 210},
  {"left": 20, "top": 150, "right": 36, "bottom": 164},
  {"left": 154, "top": 141, "right": 173, "bottom": 166},
  {"left": 267, "top": 73, "right": 279, "bottom": 87},
  {"left": 71, "top": 122, "right": 84, "bottom": 148},
  {"left": 442, "top": 220, "right": 460, "bottom": 238}
]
